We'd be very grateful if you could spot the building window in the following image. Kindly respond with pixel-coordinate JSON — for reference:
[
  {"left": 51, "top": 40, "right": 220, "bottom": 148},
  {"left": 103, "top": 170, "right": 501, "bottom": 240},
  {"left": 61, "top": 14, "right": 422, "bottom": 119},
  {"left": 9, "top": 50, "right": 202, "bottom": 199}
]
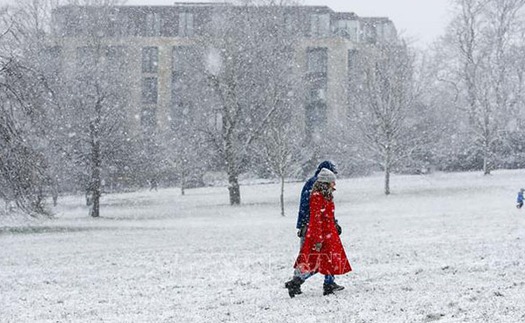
[
  {"left": 141, "top": 106, "right": 157, "bottom": 133},
  {"left": 210, "top": 110, "right": 222, "bottom": 131},
  {"left": 142, "top": 77, "right": 158, "bottom": 104},
  {"left": 69, "top": 11, "right": 82, "bottom": 36},
  {"left": 362, "top": 23, "right": 378, "bottom": 43},
  {"left": 76, "top": 46, "right": 97, "bottom": 69},
  {"left": 173, "top": 46, "right": 195, "bottom": 72},
  {"left": 381, "top": 23, "right": 397, "bottom": 42},
  {"left": 172, "top": 46, "right": 184, "bottom": 72},
  {"left": 310, "top": 13, "right": 330, "bottom": 37},
  {"left": 40, "top": 46, "right": 62, "bottom": 76},
  {"left": 335, "top": 20, "right": 358, "bottom": 41},
  {"left": 171, "top": 71, "right": 184, "bottom": 102},
  {"left": 105, "top": 46, "right": 128, "bottom": 73},
  {"left": 179, "top": 12, "right": 194, "bottom": 37},
  {"left": 308, "top": 88, "right": 326, "bottom": 103},
  {"left": 142, "top": 47, "right": 158, "bottom": 73},
  {"left": 347, "top": 49, "right": 357, "bottom": 73},
  {"left": 307, "top": 47, "right": 328, "bottom": 74},
  {"left": 145, "top": 12, "right": 161, "bottom": 37},
  {"left": 284, "top": 12, "right": 294, "bottom": 33},
  {"left": 105, "top": 11, "right": 118, "bottom": 37},
  {"left": 171, "top": 67, "right": 190, "bottom": 127},
  {"left": 305, "top": 102, "right": 327, "bottom": 140},
  {"left": 115, "top": 12, "right": 129, "bottom": 36}
]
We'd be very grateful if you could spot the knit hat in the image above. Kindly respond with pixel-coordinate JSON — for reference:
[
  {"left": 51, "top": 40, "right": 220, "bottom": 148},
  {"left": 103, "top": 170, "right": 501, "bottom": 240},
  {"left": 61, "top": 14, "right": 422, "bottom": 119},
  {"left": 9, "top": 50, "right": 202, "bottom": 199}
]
[{"left": 316, "top": 168, "right": 336, "bottom": 183}]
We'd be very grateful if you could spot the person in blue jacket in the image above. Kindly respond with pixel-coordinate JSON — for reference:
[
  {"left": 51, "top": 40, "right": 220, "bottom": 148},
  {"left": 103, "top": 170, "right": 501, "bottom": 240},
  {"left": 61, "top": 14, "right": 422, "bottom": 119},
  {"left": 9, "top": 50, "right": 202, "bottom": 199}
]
[
  {"left": 517, "top": 188, "right": 524, "bottom": 209},
  {"left": 296, "top": 161, "right": 339, "bottom": 232},
  {"left": 285, "top": 160, "right": 343, "bottom": 295}
]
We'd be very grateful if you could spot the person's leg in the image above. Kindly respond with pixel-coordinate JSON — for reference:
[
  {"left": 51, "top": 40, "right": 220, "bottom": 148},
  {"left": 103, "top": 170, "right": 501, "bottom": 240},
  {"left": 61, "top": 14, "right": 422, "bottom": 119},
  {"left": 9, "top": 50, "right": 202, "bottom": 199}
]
[
  {"left": 293, "top": 235, "right": 306, "bottom": 278},
  {"left": 286, "top": 270, "right": 316, "bottom": 297},
  {"left": 287, "top": 235, "right": 309, "bottom": 297},
  {"left": 324, "top": 275, "right": 334, "bottom": 284},
  {"left": 323, "top": 275, "right": 335, "bottom": 295},
  {"left": 299, "top": 271, "right": 315, "bottom": 281},
  {"left": 323, "top": 275, "right": 344, "bottom": 295}
]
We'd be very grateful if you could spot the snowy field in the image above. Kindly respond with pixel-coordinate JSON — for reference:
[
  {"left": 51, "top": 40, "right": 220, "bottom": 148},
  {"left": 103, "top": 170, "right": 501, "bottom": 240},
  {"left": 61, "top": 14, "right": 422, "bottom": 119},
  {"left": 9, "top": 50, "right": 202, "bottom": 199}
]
[{"left": 2, "top": 169, "right": 525, "bottom": 322}]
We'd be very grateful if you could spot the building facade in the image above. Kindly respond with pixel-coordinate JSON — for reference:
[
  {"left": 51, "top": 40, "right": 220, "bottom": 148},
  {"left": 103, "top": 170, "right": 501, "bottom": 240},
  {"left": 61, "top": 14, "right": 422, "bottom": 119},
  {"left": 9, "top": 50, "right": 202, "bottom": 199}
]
[{"left": 49, "top": 3, "right": 398, "bottom": 139}]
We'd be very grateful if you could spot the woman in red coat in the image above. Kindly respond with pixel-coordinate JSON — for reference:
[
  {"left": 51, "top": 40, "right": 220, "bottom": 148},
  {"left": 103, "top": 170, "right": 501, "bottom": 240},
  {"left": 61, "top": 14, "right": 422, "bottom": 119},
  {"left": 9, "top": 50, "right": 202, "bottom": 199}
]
[{"left": 285, "top": 168, "right": 352, "bottom": 297}]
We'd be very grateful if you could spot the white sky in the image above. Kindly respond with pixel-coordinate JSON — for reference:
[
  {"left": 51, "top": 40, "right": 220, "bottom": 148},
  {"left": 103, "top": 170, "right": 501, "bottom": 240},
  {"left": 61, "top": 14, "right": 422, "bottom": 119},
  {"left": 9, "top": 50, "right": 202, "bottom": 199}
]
[{"left": 0, "top": 0, "right": 454, "bottom": 47}]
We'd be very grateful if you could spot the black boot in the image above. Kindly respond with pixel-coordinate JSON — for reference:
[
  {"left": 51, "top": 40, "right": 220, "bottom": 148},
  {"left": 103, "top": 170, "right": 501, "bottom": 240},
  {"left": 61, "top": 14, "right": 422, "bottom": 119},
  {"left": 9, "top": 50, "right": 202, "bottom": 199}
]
[
  {"left": 323, "top": 282, "right": 344, "bottom": 296},
  {"left": 285, "top": 277, "right": 304, "bottom": 298},
  {"left": 323, "top": 283, "right": 334, "bottom": 295},
  {"left": 331, "top": 282, "right": 345, "bottom": 292}
]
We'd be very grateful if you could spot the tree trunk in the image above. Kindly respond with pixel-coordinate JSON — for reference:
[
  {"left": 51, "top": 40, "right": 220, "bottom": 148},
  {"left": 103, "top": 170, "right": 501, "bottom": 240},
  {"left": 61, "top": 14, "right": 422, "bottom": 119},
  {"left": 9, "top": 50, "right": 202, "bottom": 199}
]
[
  {"left": 33, "top": 185, "right": 45, "bottom": 214},
  {"left": 384, "top": 146, "right": 391, "bottom": 195},
  {"left": 225, "top": 128, "right": 241, "bottom": 205},
  {"left": 384, "top": 167, "right": 391, "bottom": 196},
  {"left": 90, "top": 148, "right": 101, "bottom": 218},
  {"left": 90, "top": 180, "right": 101, "bottom": 218},
  {"left": 89, "top": 121, "right": 102, "bottom": 218},
  {"left": 228, "top": 174, "right": 240, "bottom": 205},
  {"left": 483, "top": 147, "right": 491, "bottom": 175},
  {"left": 52, "top": 180, "right": 59, "bottom": 207},
  {"left": 280, "top": 175, "right": 285, "bottom": 216},
  {"left": 181, "top": 169, "right": 185, "bottom": 196}
]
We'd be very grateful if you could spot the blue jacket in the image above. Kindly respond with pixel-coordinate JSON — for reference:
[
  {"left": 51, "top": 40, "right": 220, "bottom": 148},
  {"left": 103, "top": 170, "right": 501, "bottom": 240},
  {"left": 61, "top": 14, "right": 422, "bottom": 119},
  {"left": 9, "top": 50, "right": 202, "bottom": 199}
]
[
  {"left": 296, "top": 161, "right": 337, "bottom": 229},
  {"left": 518, "top": 191, "right": 524, "bottom": 204}
]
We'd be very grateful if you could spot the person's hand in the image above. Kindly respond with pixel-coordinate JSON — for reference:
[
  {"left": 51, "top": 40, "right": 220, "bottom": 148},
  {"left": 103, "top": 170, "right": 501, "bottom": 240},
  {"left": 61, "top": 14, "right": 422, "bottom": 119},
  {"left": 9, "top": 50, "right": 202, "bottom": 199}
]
[
  {"left": 314, "top": 243, "right": 322, "bottom": 252},
  {"left": 335, "top": 223, "right": 342, "bottom": 235},
  {"left": 297, "top": 225, "right": 307, "bottom": 238}
]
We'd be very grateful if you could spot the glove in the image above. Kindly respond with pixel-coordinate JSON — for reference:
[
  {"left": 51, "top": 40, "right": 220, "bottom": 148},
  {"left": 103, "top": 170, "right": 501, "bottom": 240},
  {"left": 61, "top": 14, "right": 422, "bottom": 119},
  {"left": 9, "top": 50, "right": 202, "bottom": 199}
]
[
  {"left": 297, "top": 225, "right": 307, "bottom": 238},
  {"left": 335, "top": 219, "right": 342, "bottom": 235},
  {"left": 314, "top": 242, "right": 322, "bottom": 252},
  {"left": 335, "top": 223, "right": 342, "bottom": 235}
]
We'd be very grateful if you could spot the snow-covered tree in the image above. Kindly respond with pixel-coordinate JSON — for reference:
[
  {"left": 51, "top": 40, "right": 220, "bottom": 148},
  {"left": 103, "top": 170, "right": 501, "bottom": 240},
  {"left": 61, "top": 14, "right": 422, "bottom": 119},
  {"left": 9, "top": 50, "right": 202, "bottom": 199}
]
[
  {"left": 163, "top": 45, "right": 210, "bottom": 195},
  {"left": 197, "top": 2, "right": 300, "bottom": 205},
  {"left": 63, "top": 45, "right": 132, "bottom": 217},
  {"left": 259, "top": 125, "right": 301, "bottom": 216},
  {"left": 55, "top": 1, "right": 132, "bottom": 217},
  {"left": 0, "top": 5, "right": 57, "bottom": 215},
  {"left": 350, "top": 43, "right": 415, "bottom": 195},
  {"left": 438, "top": 0, "right": 525, "bottom": 174}
]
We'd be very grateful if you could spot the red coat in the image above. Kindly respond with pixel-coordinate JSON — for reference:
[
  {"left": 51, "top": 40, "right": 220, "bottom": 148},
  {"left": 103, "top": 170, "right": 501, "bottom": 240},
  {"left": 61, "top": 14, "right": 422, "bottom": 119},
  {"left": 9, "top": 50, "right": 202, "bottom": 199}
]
[{"left": 294, "top": 191, "right": 352, "bottom": 276}]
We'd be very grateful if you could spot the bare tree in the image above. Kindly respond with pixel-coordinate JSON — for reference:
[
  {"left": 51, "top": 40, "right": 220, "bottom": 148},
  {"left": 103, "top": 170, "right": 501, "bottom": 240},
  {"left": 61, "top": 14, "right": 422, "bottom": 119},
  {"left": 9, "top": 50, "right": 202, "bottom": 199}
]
[
  {"left": 63, "top": 45, "right": 131, "bottom": 217},
  {"left": 198, "top": 2, "right": 299, "bottom": 205},
  {"left": 0, "top": 19, "right": 53, "bottom": 215},
  {"left": 351, "top": 43, "right": 415, "bottom": 195},
  {"left": 0, "top": 0, "right": 72, "bottom": 216},
  {"left": 54, "top": 1, "right": 132, "bottom": 217},
  {"left": 163, "top": 45, "right": 210, "bottom": 195},
  {"left": 260, "top": 125, "right": 300, "bottom": 216},
  {"left": 442, "top": 0, "right": 525, "bottom": 174}
]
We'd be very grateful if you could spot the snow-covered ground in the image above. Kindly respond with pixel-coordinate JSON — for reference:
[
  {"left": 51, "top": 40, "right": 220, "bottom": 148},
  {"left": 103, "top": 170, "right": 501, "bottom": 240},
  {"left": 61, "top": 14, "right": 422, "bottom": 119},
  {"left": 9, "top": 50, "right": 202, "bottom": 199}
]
[{"left": 2, "top": 170, "right": 525, "bottom": 322}]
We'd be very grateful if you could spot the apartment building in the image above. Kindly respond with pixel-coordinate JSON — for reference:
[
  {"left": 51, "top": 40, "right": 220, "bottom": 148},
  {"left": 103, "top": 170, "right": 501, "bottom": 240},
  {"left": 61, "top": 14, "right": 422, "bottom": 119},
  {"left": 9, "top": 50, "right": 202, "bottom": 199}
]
[{"left": 49, "top": 3, "right": 398, "bottom": 139}]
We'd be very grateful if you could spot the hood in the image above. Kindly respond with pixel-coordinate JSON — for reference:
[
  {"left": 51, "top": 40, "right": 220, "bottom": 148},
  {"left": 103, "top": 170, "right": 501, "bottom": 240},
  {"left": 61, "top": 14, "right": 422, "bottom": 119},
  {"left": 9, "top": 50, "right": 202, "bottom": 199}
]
[{"left": 314, "top": 160, "right": 337, "bottom": 176}]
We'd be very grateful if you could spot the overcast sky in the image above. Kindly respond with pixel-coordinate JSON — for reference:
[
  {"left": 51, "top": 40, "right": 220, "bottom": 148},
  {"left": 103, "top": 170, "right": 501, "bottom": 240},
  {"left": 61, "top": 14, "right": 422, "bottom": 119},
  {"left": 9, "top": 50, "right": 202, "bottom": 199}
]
[{"left": 0, "top": 0, "right": 454, "bottom": 47}]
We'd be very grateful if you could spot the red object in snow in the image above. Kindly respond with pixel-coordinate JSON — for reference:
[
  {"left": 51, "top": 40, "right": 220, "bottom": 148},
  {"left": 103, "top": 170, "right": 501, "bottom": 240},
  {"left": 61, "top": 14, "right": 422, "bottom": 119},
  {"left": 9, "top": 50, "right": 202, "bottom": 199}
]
[{"left": 294, "top": 191, "right": 352, "bottom": 276}]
